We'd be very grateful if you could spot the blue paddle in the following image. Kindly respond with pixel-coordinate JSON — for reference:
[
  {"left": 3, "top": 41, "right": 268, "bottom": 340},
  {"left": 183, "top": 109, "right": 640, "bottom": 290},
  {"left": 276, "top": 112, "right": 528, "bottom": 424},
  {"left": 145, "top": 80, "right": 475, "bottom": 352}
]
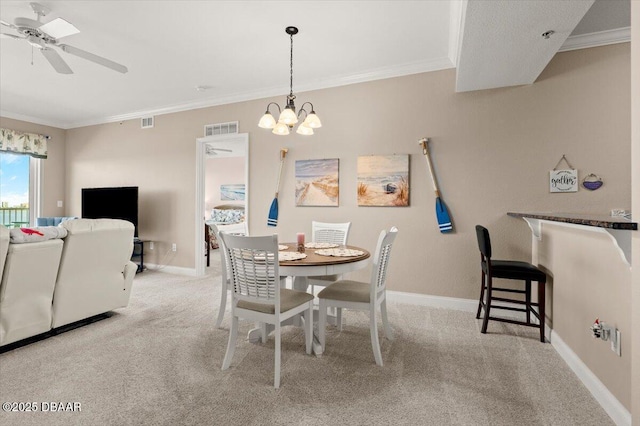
[
  {"left": 419, "top": 138, "right": 453, "bottom": 233},
  {"left": 267, "top": 148, "right": 288, "bottom": 227}
]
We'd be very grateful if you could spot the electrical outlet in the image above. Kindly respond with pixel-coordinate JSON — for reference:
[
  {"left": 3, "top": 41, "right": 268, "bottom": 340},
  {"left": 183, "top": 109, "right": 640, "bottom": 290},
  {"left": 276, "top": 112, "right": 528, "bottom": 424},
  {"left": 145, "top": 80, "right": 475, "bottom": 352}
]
[
  {"left": 611, "top": 329, "right": 621, "bottom": 356},
  {"left": 57, "top": 200, "right": 63, "bottom": 208},
  {"left": 172, "top": 243, "right": 177, "bottom": 252},
  {"left": 149, "top": 242, "right": 154, "bottom": 250}
]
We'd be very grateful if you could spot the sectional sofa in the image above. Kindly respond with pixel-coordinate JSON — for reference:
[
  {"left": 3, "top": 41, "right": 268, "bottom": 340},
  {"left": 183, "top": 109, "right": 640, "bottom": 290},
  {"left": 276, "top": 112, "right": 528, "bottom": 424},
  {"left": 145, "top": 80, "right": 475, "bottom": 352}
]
[{"left": 0, "top": 219, "right": 137, "bottom": 347}]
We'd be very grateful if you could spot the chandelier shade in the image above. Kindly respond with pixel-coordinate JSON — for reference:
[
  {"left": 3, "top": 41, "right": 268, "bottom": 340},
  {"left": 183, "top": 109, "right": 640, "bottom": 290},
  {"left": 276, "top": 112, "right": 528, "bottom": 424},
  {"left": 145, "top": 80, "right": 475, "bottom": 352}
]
[{"left": 258, "top": 26, "right": 321, "bottom": 136}]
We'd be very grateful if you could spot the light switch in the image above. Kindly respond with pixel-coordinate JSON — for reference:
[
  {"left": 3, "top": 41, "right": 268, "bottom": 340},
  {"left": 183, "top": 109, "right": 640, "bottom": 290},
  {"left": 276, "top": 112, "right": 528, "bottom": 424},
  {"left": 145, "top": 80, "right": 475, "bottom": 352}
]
[{"left": 57, "top": 200, "right": 63, "bottom": 208}]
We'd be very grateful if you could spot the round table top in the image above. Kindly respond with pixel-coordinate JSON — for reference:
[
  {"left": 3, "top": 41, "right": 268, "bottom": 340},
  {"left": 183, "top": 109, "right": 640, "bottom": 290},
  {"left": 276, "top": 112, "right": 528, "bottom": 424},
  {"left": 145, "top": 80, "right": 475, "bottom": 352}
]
[{"left": 278, "top": 243, "right": 370, "bottom": 266}]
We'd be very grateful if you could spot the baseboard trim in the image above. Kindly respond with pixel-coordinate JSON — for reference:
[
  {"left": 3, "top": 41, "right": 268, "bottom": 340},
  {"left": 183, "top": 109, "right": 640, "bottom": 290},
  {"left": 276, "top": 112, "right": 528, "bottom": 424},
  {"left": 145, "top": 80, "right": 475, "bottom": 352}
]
[
  {"left": 143, "top": 264, "right": 197, "bottom": 276},
  {"left": 386, "top": 290, "right": 627, "bottom": 425},
  {"left": 550, "top": 331, "right": 631, "bottom": 426},
  {"left": 386, "top": 290, "right": 478, "bottom": 312}
]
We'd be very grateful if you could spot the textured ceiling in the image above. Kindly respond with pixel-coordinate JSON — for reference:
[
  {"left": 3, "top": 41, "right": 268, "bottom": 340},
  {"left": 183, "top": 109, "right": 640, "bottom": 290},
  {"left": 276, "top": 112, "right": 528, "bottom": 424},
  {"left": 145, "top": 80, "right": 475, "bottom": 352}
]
[
  {"left": 455, "top": 0, "right": 595, "bottom": 93},
  {"left": 0, "top": 0, "right": 631, "bottom": 128}
]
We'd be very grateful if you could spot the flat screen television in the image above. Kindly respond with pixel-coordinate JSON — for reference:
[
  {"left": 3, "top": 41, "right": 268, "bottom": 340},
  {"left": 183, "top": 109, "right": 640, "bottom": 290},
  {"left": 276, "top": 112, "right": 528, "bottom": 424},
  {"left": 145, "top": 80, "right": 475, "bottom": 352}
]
[{"left": 82, "top": 186, "right": 139, "bottom": 237}]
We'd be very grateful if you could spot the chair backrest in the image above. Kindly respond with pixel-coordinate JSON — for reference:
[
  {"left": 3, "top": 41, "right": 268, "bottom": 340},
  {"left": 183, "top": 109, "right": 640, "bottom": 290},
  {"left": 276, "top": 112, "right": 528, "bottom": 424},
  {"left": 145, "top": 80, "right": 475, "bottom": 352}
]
[
  {"left": 475, "top": 225, "right": 492, "bottom": 259},
  {"left": 312, "top": 221, "right": 351, "bottom": 245},
  {"left": 369, "top": 226, "right": 398, "bottom": 298},
  {"left": 215, "top": 221, "right": 248, "bottom": 236},
  {"left": 219, "top": 233, "right": 280, "bottom": 311},
  {"left": 212, "top": 222, "right": 249, "bottom": 281}
]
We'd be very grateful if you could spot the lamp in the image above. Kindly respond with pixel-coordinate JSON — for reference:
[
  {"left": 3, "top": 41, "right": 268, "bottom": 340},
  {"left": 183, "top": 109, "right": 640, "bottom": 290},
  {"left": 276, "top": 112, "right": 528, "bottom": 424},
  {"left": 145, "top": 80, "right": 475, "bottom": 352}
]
[{"left": 258, "top": 26, "right": 322, "bottom": 136}]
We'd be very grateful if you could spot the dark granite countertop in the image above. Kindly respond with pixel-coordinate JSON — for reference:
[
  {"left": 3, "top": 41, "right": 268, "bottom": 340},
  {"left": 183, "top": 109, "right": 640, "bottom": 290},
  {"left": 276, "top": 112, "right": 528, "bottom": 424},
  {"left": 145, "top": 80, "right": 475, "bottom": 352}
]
[{"left": 507, "top": 212, "right": 637, "bottom": 231}]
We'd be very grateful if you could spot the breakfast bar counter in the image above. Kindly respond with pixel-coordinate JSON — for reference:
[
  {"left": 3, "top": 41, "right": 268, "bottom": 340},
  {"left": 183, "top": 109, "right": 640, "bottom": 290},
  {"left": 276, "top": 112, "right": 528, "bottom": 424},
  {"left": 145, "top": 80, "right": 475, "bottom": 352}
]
[
  {"left": 507, "top": 212, "right": 637, "bottom": 230},
  {"left": 508, "top": 212, "right": 636, "bottom": 267}
]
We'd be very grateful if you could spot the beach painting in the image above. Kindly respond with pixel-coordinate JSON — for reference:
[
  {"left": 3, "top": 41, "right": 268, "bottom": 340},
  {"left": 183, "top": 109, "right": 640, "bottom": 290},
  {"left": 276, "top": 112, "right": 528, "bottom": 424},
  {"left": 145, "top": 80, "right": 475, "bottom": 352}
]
[
  {"left": 357, "top": 154, "right": 409, "bottom": 206},
  {"left": 220, "top": 184, "right": 245, "bottom": 201},
  {"left": 295, "top": 159, "right": 339, "bottom": 207}
]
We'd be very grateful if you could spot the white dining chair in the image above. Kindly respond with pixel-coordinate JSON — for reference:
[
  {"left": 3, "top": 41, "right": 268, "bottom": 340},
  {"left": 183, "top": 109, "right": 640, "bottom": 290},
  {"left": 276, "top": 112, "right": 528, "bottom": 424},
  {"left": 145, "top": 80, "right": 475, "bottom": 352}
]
[
  {"left": 212, "top": 222, "right": 248, "bottom": 329},
  {"left": 318, "top": 227, "right": 398, "bottom": 366},
  {"left": 219, "top": 233, "right": 314, "bottom": 389},
  {"left": 307, "top": 221, "right": 351, "bottom": 289},
  {"left": 307, "top": 221, "right": 351, "bottom": 324}
]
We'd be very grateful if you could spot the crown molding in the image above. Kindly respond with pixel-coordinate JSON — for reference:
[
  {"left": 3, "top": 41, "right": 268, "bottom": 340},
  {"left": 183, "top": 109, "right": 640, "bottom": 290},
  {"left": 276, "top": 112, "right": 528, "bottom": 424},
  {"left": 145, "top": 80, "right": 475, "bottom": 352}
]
[
  {"left": 0, "top": 110, "right": 70, "bottom": 130},
  {"left": 37, "top": 56, "right": 454, "bottom": 129},
  {"left": 448, "top": 0, "right": 466, "bottom": 67},
  {"left": 559, "top": 27, "right": 631, "bottom": 52}
]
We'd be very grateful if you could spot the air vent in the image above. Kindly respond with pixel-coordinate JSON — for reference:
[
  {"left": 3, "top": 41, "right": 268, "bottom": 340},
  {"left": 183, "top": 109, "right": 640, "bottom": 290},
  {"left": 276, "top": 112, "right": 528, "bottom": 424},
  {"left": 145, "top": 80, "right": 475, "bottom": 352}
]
[
  {"left": 204, "top": 121, "right": 238, "bottom": 137},
  {"left": 141, "top": 116, "right": 154, "bottom": 129}
]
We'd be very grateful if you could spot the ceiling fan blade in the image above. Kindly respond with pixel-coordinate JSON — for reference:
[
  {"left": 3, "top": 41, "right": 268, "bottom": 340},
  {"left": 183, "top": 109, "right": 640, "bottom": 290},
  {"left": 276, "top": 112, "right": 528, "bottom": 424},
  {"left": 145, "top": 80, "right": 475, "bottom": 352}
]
[
  {"left": 0, "top": 19, "right": 18, "bottom": 30},
  {"left": 58, "top": 43, "right": 128, "bottom": 73},
  {"left": 212, "top": 148, "right": 233, "bottom": 152},
  {"left": 0, "top": 32, "right": 22, "bottom": 40},
  {"left": 41, "top": 47, "right": 73, "bottom": 74},
  {"left": 39, "top": 17, "right": 79, "bottom": 39}
]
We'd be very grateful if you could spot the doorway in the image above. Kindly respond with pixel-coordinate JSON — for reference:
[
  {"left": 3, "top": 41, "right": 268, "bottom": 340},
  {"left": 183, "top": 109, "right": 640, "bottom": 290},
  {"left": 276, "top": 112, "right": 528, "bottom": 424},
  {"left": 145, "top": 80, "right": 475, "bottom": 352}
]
[{"left": 195, "top": 133, "right": 249, "bottom": 276}]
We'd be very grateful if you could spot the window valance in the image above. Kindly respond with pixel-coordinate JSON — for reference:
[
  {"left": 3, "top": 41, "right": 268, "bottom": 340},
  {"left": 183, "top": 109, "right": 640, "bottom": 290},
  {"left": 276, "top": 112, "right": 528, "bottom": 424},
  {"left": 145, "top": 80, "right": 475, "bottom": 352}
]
[{"left": 0, "top": 128, "right": 48, "bottom": 159}]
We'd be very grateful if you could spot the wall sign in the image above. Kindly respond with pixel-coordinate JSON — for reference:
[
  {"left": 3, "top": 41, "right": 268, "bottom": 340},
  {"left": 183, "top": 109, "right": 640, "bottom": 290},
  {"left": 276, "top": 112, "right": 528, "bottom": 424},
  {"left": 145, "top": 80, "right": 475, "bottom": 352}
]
[{"left": 549, "top": 155, "right": 577, "bottom": 193}]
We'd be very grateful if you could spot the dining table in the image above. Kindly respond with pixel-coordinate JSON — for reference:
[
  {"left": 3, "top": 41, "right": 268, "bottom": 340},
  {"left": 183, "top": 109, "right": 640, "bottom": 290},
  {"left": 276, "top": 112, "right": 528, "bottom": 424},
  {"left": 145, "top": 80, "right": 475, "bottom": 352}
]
[{"left": 246, "top": 242, "right": 371, "bottom": 355}]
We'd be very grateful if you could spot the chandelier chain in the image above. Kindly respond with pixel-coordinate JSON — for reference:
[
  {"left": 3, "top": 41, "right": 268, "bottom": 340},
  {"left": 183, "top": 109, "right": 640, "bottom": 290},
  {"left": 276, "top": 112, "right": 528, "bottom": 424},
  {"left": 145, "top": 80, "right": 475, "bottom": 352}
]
[{"left": 289, "top": 33, "right": 294, "bottom": 97}]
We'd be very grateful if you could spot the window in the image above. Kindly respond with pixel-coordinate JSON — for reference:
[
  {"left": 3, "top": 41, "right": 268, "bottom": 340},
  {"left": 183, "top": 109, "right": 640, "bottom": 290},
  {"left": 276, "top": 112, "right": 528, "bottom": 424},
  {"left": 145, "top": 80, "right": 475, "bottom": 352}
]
[{"left": 0, "top": 152, "right": 41, "bottom": 227}]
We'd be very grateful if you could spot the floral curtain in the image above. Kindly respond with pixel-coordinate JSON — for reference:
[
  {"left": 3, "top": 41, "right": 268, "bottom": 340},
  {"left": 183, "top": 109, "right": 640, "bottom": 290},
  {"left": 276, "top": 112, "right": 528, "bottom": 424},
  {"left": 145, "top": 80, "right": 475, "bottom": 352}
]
[{"left": 0, "top": 128, "right": 48, "bottom": 159}]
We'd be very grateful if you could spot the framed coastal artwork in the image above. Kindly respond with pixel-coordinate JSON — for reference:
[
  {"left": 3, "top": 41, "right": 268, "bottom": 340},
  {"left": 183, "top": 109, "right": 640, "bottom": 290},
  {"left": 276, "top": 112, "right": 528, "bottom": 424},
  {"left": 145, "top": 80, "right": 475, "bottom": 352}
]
[
  {"left": 295, "top": 159, "right": 339, "bottom": 207},
  {"left": 220, "top": 184, "right": 245, "bottom": 201},
  {"left": 357, "top": 154, "right": 409, "bottom": 207}
]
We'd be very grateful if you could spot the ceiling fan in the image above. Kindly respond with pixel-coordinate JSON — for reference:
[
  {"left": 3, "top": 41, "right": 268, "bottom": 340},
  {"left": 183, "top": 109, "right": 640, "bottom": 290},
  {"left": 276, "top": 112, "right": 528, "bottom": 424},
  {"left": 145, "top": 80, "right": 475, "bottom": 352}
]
[
  {"left": 206, "top": 147, "right": 233, "bottom": 156},
  {"left": 0, "top": 2, "right": 128, "bottom": 74}
]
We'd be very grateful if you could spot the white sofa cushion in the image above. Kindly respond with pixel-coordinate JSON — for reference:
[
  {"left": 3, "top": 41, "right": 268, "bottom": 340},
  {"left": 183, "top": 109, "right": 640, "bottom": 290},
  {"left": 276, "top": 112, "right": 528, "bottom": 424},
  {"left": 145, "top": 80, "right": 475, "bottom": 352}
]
[
  {"left": 0, "top": 225, "right": 8, "bottom": 278},
  {"left": 0, "top": 239, "right": 63, "bottom": 346},
  {"left": 52, "top": 219, "right": 137, "bottom": 328},
  {"left": 9, "top": 226, "right": 67, "bottom": 244}
]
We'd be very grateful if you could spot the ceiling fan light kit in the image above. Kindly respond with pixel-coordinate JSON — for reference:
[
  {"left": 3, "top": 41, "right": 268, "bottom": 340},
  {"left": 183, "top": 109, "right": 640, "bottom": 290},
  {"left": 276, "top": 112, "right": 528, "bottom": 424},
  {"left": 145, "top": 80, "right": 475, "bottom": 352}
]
[
  {"left": 258, "top": 26, "right": 322, "bottom": 136},
  {"left": 0, "top": 2, "right": 128, "bottom": 74}
]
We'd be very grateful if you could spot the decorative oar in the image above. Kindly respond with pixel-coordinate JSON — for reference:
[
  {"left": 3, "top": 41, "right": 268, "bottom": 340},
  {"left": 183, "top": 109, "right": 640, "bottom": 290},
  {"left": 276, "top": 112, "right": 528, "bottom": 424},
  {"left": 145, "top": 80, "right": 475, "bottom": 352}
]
[
  {"left": 267, "top": 148, "right": 288, "bottom": 227},
  {"left": 418, "top": 138, "right": 453, "bottom": 233}
]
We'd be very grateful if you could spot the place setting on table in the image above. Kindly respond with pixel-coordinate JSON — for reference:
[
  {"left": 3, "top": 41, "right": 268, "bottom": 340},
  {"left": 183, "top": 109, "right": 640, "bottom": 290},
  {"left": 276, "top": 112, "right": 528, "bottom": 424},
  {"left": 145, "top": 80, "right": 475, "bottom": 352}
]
[{"left": 276, "top": 232, "right": 369, "bottom": 266}]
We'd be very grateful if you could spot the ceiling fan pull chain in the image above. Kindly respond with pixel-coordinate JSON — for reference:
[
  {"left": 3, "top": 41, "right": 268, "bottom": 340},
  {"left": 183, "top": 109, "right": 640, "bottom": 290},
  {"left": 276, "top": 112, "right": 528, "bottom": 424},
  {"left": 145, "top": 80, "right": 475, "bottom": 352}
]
[{"left": 31, "top": 45, "right": 34, "bottom": 65}]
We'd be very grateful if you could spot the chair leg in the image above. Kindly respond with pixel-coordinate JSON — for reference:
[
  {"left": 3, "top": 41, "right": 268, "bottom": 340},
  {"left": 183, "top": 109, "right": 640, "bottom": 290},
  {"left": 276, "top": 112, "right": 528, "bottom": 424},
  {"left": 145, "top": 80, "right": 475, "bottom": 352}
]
[
  {"left": 538, "top": 281, "right": 546, "bottom": 343},
  {"left": 215, "top": 280, "right": 227, "bottom": 329},
  {"left": 222, "top": 315, "right": 238, "bottom": 370},
  {"left": 304, "top": 303, "right": 313, "bottom": 355},
  {"left": 274, "top": 322, "right": 281, "bottom": 389},
  {"left": 525, "top": 280, "right": 531, "bottom": 324},
  {"left": 370, "top": 307, "right": 383, "bottom": 366},
  {"left": 381, "top": 299, "right": 394, "bottom": 340},
  {"left": 206, "top": 245, "right": 210, "bottom": 267},
  {"left": 481, "top": 275, "right": 493, "bottom": 334},
  {"left": 336, "top": 308, "right": 343, "bottom": 331},
  {"left": 260, "top": 322, "right": 267, "bottom": 343},
  {"left": 476, "top": 270, "right": 486, "bottom": 319},
  {"left": 319, "top": 299, "right": 327, "bottom": 351}
]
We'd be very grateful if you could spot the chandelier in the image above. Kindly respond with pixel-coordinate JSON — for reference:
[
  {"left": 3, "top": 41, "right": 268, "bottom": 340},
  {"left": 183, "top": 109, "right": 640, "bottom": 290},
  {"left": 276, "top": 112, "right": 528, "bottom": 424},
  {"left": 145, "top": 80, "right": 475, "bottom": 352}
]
[{"left": 258, "top": 26, "right": 322, "bottom": 136}]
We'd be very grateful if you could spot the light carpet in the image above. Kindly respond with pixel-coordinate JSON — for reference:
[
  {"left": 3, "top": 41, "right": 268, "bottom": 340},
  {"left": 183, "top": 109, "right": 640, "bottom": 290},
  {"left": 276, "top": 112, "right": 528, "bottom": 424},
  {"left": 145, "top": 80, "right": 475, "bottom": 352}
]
[{"left": 0, "top": 260, "right": 613, "bottom": 425}]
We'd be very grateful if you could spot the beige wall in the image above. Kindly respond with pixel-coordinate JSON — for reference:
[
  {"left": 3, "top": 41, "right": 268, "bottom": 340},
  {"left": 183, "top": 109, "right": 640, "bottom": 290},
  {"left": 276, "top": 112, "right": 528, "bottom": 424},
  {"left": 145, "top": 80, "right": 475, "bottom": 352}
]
[
  {"left": 536, "top": 222, "right": 631, "bottom": 409},
  {"left": 630, "top": 1, "right": 639, "bottom": 423},
  {"left": 205, "top": 156, "right": 245, "bottom": 214},
  {"left": 64, "top": 43, "right": 631, "bottom": 296},
  {"left": 0, "top": 117, "right": 66, "bottom": 219}
]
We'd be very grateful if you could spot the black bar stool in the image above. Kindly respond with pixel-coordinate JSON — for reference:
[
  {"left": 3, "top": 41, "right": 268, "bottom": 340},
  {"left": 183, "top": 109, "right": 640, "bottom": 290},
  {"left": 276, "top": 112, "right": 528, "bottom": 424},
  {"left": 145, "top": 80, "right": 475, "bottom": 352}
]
[{"left": 475, "top": 225, "right": 547, "bottom": 342}]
